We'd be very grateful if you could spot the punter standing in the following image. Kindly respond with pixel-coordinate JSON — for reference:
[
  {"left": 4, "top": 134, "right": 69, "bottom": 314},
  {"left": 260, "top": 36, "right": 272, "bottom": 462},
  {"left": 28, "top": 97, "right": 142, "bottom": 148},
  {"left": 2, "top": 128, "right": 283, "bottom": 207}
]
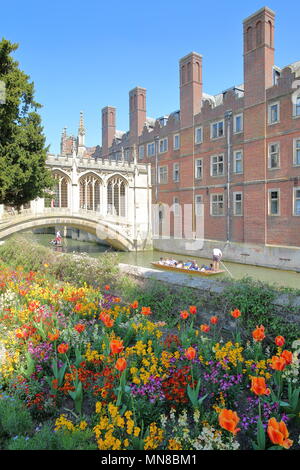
[{"left": 212, "top": 247, "right": 222, "bottom": 271}]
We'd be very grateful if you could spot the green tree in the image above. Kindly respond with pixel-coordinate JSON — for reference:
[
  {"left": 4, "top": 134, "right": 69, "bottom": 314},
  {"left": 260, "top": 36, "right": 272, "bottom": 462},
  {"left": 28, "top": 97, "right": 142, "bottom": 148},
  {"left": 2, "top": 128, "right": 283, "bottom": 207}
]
[{"left": 0, "top": 38, "right": 54, "bottom": 209}]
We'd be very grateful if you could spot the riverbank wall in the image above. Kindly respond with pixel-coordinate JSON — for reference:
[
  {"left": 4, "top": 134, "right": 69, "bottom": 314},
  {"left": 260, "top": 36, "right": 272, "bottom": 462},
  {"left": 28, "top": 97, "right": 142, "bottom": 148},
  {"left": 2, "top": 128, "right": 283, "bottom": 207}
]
[
  {"left": 118, "top": 263, "right": 300, "bottom": 311},
  {"left": 153, "top": 238, "right": 300, "bottom": 273}
]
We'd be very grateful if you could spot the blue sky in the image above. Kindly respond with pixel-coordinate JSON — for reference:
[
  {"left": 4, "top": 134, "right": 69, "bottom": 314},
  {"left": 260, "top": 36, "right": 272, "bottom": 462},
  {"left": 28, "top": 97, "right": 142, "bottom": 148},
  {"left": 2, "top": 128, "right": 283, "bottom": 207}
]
[{"left": 2, "top": 0, "right": 300, "bottom": 153}]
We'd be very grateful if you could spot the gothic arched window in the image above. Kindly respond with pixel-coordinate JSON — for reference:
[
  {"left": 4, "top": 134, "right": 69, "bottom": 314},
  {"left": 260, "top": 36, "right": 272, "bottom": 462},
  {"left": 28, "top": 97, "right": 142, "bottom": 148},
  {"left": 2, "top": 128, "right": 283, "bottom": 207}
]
[
  {"left": 45, "top": 171, "right": 69, "bottom": 208},
  {"left": 268, "top": 21, "right": 273, "bottom": 47},
  {"left": 181, "top": 65, "right": 186, "bottom": 85},
  {"left": 107, "top": 176, "right": 127, "bottom": 217},
  {"left": 246, "top": 26, "right": 253, "bottom": 51},
  {"left": 187, "top": 62, "right": 192, "bottom": 82},
  {"left": 256, "top": 21, "right": 262, "bottom": 46},
  {"left": 79, "top": 173, "right": 102, "bottom": 212},
  {"left": 195, "top": 61, "right": 201, "bottom": 82}
]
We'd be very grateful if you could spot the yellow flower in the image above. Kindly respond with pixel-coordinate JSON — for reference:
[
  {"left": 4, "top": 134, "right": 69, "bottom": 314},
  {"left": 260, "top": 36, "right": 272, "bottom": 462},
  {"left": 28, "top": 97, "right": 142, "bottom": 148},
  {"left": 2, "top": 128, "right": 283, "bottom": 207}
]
[
  {"left": 168, "top": 438, "right": 182, "bottom": 450},
  {"left": 79, "top": 421, "right": 88, "bottom": 430},
  {"left": 144, "top": 422, "right": 164, "bottom": 450},
  {"left": 54, "top": 414, "right": 75, "bottom": 432},
  {"left": 96, "top": 402, "right": 102, "bottom": 414}
]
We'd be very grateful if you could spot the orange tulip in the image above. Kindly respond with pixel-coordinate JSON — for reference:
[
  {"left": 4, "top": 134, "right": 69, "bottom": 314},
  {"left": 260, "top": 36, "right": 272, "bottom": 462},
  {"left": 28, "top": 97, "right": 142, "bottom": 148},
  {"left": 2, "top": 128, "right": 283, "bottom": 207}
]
[
  {"left": 104, "top": 285, "right": 110, "bottom": 291},
  {"left": 115, "top": 357, "right": 127, "bottom": 372},
  {"left": 275, "top": 336, "right": 285, "bottom": 347},
  {"left": 210, "top": 316, "right": 218, "bottom": 324},
  {"left": 252, "top": 325, "right": 265, "bottom": 342},
  {"left": 99, "top": 311, "right": 107, "bottom": 321},
  {"left": 74, "top": 303, "right": 83, "bottom": 312},
  {"left": 15, "top": 329, "right": 25, "bottom": 339},
  {"left": 19, "top": 289, "right": 28, "bottom": 296},
  {"left": 141, "top": 306, "right": 152, "bottom": 316},
  {"left": 189, "top": 305, "right": 197, "bottom": 315},
  {"left": 200, "top": 324, "right": 210, "bottom": 333},
  {"left": 281, "top": 350, "right": 293, "bottom": 365},
  {"left": 180, "top": 310, "right": 189, "bottom": 320},
  {"left": 48, "top": 330, "right": 60, "bottom": 341},
  {"left": 130, "top": 300, "right": 139, "bottom": 309},
  {"left": 267, "top": 417, "right": 293, "bottom": 449},
  {"left": 57, "top": 343, "right": 69, "bottom": 354},
  {"left": 185, "top": 347, "right": 196, "bottom": 360},
  {"left": 74, "top": 323, "right": 85, "bottom": 333},
  {"left": 28, "top": 300, "right": 40, "bottom": 312},
  {"left": 103, "top": 315, "right": 114, "bottom": 328},
  {"left": 218, "top": 409, "right": 240, "bottom": 435},
  {"left": 271, "top": 355, "right": 286, "bottom": 371},
  {"left": 110, "top": 339, "right": 124, "bottom": 355},
  {"left": 250, "top": 376, "right": 270, "bottom": 396},
  {"left": 230, "top": 309, "right": 241, "bottom": 319}
]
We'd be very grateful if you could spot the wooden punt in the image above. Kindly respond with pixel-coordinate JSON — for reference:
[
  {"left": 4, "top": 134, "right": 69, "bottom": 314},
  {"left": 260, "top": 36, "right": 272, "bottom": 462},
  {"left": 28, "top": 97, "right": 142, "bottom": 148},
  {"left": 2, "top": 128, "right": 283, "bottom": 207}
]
[{"left": 151, "top": 262, "right": 224, "bottom": 276}]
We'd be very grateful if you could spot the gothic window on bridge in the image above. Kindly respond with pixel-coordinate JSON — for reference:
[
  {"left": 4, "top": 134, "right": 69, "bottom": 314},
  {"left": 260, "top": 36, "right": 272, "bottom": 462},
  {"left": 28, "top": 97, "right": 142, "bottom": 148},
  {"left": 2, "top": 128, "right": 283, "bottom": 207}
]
[
  {"left": 45, "top": 171, "right": 69, "bottom": 208},
  {"left": 107, "top": 177, "right": 126, "bottom": 217},
  {"left": 79, "top": 173, "right": 101, "bottom": 212}
]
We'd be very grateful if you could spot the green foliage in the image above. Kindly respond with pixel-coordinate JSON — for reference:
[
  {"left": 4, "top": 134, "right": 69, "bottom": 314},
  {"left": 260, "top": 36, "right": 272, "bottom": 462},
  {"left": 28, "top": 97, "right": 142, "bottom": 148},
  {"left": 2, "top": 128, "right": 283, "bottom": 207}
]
[
  {"left": 120, "top": 278, "right": 209, "bottom": 325},
  {"left": 222, "top": 277, "right": 300, "bottom": 345},
  {"left": 6, "top": 423, "right": 97, "bottom": 450},
  {"left": 0, "top": 234, "right": 52, "bottom": 271},
  {"left": 51, "top": 250, "right": 119, "bottom": 288},
  {"left": 223, "top": 277, "right": 276, "bottom": 321},
  {"left": 0, "top": 235, "right": 120, "bottom": 288},
  {"left": 0, "top": 39, "right": 54, "bottom": 208},
  {"left": 0, "top": 397, "right": 33, "bottom": 438}
]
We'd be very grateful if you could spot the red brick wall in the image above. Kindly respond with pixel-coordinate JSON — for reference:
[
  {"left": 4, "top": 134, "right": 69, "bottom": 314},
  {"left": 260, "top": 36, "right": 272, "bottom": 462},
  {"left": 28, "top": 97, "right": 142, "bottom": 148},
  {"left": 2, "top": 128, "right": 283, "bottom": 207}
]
[{"left": 103, "top": 7, "right": 300, "bottom": 249}]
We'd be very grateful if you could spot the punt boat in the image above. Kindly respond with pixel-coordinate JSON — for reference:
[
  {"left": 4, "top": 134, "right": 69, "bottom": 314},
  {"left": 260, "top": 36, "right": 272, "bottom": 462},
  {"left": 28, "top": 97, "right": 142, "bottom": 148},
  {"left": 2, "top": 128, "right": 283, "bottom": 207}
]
[{"left": 151, "top": 262, "right": 224, "bottom": 276}]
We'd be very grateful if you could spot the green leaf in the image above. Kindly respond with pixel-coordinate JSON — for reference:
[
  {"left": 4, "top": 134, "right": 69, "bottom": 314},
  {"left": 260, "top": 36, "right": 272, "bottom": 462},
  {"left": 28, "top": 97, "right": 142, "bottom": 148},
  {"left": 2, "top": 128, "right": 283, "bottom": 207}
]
[
  {"left": 279, "top": 401, "right": 290, "bottom": 408},
  {"left": 257, "top": 418, "right": 266, "bottom": 450},
  {"left": 58, "top": 362, "right": 67, "bottom": 386},
  {"left": 198, "top": 394, "right": 208, "bottom": 406},
  {"left": 187, "top": 384, "right": 198, "bottom": 407},
  {"left": 252, "top": 441, "right": 260, "bottom": 450},
  {"left": 75, "top": 348, "right": 83, "bottom": 368},
  {"left": 51, "top": 359, "right": 58, "bottom": 378},
  {"left": 68, "top": 382, "right": 83, "bottom": 402},
  {"left": 119, "top": 404, "right": 127, "bottom": 416},
  {"left": 291, "top": 389, "right": 300, "bottom": 410}
]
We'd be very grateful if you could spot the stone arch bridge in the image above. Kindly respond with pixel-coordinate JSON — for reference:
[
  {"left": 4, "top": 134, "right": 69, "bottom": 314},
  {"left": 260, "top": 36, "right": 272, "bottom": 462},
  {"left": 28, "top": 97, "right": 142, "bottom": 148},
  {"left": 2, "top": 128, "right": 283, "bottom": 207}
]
[{"left": 0, "top": 154, "right": 153, "bottom": 251}]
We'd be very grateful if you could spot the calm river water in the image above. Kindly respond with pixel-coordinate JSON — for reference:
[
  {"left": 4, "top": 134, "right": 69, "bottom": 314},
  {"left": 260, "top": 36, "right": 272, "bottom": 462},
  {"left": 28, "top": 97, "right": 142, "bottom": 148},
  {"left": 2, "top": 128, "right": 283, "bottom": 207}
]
[{"left": 21, "top": 232, "right": 300, "bottom": 289}]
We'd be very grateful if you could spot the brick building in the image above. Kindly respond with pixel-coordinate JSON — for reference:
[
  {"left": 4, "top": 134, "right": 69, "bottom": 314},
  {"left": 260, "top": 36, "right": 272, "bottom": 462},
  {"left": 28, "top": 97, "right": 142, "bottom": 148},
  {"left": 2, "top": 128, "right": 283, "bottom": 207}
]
[{"left": 59, "top": 6, "right": 300, "bottom": 269}]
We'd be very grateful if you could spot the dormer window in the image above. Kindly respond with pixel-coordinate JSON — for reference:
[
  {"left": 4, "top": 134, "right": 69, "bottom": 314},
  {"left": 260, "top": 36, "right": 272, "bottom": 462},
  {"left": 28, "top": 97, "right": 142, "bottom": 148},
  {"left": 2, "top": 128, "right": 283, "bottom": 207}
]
[
  {"left": 159, "top": 117, "right": 168, "bottom": 127},
  {"left": 294, "top": 95, "right": 300, "bottom": 117},
  {"left": 273, "top": 68, "right": 280, "bottom": 86}
]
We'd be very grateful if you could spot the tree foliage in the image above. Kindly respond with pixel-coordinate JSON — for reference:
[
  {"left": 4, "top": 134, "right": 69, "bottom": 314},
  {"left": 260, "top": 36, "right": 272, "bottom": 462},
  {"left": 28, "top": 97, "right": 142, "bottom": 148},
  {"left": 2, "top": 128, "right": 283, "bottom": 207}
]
[{"left": 0, "top": 38, "right": 53, "bottom": 208}]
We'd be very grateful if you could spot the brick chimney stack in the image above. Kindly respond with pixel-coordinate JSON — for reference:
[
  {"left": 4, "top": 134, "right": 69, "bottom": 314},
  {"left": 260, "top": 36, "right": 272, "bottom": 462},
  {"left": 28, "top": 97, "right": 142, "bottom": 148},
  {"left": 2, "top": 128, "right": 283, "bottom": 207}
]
[
  {"left": 102, "top": 106, "right": 116, "bottom": 158},
  {"left": 129, "top": 87, "right": 147, "bottom": 143},
  {"left": 179, "top": 52, "right": 203, "bottom": 129},
  {"left": 243, "top": 6, "right": 275, "bottom": 107}
]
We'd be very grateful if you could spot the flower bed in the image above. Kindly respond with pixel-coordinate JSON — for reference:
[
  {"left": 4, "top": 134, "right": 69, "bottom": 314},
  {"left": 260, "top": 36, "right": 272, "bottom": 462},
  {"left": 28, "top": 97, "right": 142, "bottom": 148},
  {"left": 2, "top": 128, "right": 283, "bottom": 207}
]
[{"left": 0, "top": 263, "right": 299, "bottom": 450}]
